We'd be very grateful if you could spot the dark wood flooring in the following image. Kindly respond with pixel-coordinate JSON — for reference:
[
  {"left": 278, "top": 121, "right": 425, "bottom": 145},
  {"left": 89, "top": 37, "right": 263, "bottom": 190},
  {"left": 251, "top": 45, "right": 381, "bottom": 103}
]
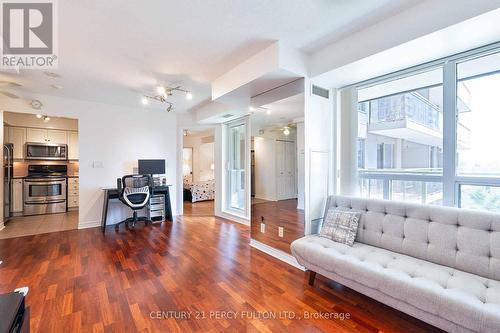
[
  {"left": 0, "top": 215, "right": 443, "bottom": 332},
  {"left": 251, "top": 199, "right": 304, "bottom": 254},
  {"left": 183, "top": 200, "right": 215, "bottom": 216}
]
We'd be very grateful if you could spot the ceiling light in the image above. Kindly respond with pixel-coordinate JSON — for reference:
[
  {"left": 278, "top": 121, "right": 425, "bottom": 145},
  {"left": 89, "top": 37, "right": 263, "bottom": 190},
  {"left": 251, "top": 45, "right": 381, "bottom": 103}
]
[
  {"left": 36, "top": 114, "right": 43, "bottom": 119},
  {"left": 141, "top": 96, "right": 149, "bottom": 105},
  {"left": 283, "top": 127, "right": 290, "bottom": 136},
  {"left": 266, "top": 109, "right": 271, "bottom": 115},
  {"left": 143, "top": 85, "right": 190, "bottom": 112},
  {"left": 249, "top": 106, "right": 255, "bottom": 111},
  {"left": 183, "top": 130, "right": 188, "bottom": 136},
  {"left": 156, "top": 86, "right": 166, "bottom": 95},
  {"left": 44, "top": 116, "right": 50, "bottom": 122}
]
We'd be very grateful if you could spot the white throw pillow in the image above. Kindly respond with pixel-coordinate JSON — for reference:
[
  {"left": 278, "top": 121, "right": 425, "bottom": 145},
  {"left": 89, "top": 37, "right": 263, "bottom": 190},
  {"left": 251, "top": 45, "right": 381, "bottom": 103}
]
[{"left": 319, "top": 208, "right": 360, "bottom": 246}]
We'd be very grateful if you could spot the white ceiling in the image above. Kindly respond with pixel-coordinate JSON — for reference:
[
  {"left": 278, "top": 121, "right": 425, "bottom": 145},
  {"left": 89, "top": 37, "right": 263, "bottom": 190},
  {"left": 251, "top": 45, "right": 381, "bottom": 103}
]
[
  {"left": 0, "top": 0, "right": 421, "bottom": 112},
  {"left": 252, "top": 93, "right": 304, "bottom": 131}
]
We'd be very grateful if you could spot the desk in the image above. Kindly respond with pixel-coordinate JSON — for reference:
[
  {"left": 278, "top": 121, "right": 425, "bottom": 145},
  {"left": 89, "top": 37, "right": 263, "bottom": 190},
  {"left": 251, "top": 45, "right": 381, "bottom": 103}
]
[{"left": 101, "top": 185, "right": 172, "bottom": 233}]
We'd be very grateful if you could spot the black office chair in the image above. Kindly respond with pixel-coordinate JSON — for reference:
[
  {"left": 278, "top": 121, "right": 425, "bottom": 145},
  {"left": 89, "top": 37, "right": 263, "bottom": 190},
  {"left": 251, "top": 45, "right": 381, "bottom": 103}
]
[{"left": 115, "top": 174, "right": 152, "bottom": 231}]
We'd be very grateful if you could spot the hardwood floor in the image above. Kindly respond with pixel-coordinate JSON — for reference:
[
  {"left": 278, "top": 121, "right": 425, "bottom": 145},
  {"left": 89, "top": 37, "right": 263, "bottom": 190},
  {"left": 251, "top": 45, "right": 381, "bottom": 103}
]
[
  {"left": 0, "top": 214, "right": 443, "bottom": 332},
  {"left": 251, "top": 199, "right": 304, "bottom": 254},
  {"left": 183, "top": 200, "right": 215, "bottom": 216}
]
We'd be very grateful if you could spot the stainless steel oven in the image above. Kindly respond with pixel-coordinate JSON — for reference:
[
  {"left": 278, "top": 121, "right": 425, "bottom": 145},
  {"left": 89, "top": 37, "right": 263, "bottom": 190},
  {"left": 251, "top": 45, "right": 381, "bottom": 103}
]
[
  {"left": 23, "top": 165, "right": 68, "bottom": 216},
  {"left": 25, "top": 143, "right": 68, "bottom": 160}
]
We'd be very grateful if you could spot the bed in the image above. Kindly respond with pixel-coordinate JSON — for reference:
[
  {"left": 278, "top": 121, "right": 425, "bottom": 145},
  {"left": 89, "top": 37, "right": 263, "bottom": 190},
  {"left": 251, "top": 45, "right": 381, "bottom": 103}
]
[{"left": 183, "top": 178, "right": 215, "bottom": 203}]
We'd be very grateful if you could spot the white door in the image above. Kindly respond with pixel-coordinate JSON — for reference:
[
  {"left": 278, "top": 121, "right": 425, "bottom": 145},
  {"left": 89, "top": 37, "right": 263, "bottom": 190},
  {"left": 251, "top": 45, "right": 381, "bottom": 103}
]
[
  {"left": 284, "top": 141, "right": 296, "bottom": 198},
  {"left": 276, "top": 140, "right": 296, "bottom": 200},
  {"left": 47, "top": 129, "right": 67, "bottom": 144},
  {"left": 276, "top": 141, "right": 286, "bottom": 199},
  {"left": 26, "top": 128, "right": 47, "bottom": 143}
]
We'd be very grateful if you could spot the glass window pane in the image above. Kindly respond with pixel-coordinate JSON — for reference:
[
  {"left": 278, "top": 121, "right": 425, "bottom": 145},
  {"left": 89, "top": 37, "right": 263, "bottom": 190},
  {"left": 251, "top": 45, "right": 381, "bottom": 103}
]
[
  {"left": 229, "top": 124, "right": 246, "bottom": 210},
  {"left": 460, "top": 184, "right": 500, "bottom": 212},
  {"left": 359, "top": 178, "right": 384, "bottom": 199},
  {"left": 457, "top": 52, "right": 500, "bottom": 176},
  {"left": 357, "top": 68, "right": 443, "bottom": 175},
  {"left": 391, "top": 181, "right": 442, "bottom": 205}
]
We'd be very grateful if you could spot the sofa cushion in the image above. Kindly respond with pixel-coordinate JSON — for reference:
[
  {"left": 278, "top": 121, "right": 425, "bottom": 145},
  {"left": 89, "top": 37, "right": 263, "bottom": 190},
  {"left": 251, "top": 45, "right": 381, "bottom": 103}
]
[
  {"left": 291, "top": 235, "right": 500, "bottom": 332},
  {"left": 319, "top": 208, "right": 360, "bottom": 246}
]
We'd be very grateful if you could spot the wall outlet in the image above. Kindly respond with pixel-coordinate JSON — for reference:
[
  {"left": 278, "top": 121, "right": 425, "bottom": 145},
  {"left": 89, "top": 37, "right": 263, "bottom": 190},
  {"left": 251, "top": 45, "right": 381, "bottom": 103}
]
[
  {"left": 260, "top": 223, "right": 265, "bottom": 233},
  {"left": 278, "top": 226, "right": 284, "bottom": 238}
]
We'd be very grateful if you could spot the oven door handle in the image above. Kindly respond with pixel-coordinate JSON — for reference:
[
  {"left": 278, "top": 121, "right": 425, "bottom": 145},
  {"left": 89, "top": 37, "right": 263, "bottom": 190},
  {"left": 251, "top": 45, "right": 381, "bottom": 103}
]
[
  {"left": 24, "top": 178, "right": 66, "bottom": 183},
  {"left": 25, "top": 200, "right": 66, "bottom": 205}
]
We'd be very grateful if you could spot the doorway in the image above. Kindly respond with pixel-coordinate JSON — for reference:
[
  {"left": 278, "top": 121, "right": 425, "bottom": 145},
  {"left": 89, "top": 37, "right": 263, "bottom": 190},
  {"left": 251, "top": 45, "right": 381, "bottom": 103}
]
[{"left": 182, "top": 127, "right": 216, "bottom": 217}]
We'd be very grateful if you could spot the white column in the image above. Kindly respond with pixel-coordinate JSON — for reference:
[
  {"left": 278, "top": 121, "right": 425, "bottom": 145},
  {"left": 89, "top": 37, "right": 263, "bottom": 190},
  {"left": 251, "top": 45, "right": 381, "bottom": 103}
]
[{"left": 339, "top": 87, "right": 359, "bottom": 195}]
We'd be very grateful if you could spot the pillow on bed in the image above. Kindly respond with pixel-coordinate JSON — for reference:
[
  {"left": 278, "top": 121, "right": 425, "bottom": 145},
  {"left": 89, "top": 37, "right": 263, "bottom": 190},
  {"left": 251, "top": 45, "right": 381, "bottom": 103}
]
[{"left": 319, "top": 208, "right": 360, "bottom": 246}]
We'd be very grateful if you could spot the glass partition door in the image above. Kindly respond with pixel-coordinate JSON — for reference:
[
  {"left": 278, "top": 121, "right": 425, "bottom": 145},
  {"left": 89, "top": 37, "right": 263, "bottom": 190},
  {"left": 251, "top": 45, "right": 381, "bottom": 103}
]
[{"left": 227, "top": 121, "right": 246, "bottom": 211}]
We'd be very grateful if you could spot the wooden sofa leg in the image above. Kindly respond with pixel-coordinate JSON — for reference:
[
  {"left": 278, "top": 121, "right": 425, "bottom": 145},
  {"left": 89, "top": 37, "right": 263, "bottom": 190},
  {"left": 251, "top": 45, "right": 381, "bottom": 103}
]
[{"left": 308, "top": 270, "right": 316, "bottom": 286}]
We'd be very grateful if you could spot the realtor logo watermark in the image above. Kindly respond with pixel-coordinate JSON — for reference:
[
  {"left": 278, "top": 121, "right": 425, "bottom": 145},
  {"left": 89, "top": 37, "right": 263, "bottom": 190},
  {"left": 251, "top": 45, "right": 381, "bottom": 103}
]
[{"left": 1, "top": 0, "right": 58, "bottom": 69}]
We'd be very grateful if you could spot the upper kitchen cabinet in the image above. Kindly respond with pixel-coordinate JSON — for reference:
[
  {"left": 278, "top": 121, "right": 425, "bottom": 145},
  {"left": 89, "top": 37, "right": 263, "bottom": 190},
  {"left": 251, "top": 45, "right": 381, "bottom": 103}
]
[
  {"left": 26, "top": 128, "right": 67, "bottom": 144},
  {"left": 8, "top": 127, "right": 27, "bottom": 159},
  {"left": 68, "top": 131, "right": 79, "bottom": 160}
]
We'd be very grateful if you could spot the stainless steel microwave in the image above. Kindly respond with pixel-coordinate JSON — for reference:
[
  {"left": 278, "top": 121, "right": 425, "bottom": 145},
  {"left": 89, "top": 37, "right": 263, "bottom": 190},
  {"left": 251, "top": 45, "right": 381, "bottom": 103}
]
[{"left": 25, "top": 143, "right": 68, "bottom": 160}]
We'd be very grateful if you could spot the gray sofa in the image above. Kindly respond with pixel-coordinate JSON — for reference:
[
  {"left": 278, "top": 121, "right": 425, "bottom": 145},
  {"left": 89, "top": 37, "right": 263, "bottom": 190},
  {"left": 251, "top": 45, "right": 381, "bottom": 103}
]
[{"left": 291, "top": 195, "right": 500, "bottom": 333}]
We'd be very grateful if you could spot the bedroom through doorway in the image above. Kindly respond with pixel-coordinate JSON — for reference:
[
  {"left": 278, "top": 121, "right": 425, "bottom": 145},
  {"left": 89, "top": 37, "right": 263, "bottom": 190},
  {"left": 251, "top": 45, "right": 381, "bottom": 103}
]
[{"left": 182, "top": 128, "right": 215, "bottom": 216}]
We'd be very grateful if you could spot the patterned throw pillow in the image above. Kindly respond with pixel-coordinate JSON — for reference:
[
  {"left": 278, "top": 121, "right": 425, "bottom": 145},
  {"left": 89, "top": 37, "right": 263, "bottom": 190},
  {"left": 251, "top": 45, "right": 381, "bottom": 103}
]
[{"left": 319, "top": 208, "right": 361, "bottom": 246}]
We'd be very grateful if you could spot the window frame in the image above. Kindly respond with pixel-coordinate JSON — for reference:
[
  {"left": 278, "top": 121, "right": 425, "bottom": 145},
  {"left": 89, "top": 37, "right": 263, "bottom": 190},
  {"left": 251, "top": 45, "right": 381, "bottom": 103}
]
[{"left": 350, "top": 42, "right": 500, "bottom": 209}]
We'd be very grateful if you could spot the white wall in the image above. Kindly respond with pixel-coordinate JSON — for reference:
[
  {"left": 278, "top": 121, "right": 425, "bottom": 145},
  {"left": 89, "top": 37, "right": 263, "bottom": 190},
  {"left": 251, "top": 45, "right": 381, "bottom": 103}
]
[
  {"left": 183, "top": 134, "right": 214, "bottom": 182},
  {"left": 0, "top": 94, "right": 177, "bottom": 228},
  {"left": 254, "top": 137, "right": 276, "bottom": 201}
]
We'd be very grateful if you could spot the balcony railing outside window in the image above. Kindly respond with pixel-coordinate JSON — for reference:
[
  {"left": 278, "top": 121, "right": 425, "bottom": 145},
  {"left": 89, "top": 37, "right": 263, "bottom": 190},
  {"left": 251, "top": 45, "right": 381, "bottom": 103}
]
[{"left": 369, "top": 92, "right": 441, "bottom": 131}]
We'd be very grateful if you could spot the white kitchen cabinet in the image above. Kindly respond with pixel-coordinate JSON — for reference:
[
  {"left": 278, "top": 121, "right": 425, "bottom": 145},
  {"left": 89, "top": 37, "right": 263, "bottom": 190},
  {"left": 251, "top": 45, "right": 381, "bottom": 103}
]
[
  {"left": 67, "top": 131, "right": 79, "bottom": 159},
  {"left": 8, "top": 127, "right": 27, "bottom": 159},
  {"left": 26, "top": 128, "right": 47, "bottom": 143},
  {"left": 47, "top": 129, "right": 67, "bottom": 144},
  {"left": 26, "top": 128, "right": 67, "bottom": 144},
  {"left": 11, "top": 179, "right": 23, "bottom": 213},
  {"left": 67, "top": 177, "right": 79, "bottom": 208}
]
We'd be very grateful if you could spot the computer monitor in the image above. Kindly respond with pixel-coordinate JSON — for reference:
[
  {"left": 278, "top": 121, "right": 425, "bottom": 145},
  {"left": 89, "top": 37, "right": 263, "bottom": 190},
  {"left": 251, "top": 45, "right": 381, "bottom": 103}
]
[{"left": 138, "top": 159, "right": 165, "bottom": 175}]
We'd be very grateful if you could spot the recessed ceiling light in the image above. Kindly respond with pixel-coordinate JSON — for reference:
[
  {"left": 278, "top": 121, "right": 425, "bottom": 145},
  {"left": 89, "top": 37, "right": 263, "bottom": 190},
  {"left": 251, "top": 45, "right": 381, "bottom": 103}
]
[
  {"left": 141, "top": 96, "right": 149, "bottom": 105},
  {"left": 36, "top": 114, "right": 43, "bottom": 119},
  {"left": 266, "top": 109, "right": 271, "bottom": 115},
  {"left": 50, "top": 84, "right": 62, "bottom": 89},
  {"left": 44, "top": 71, "right": 61, "bottom": 78},
  {"left": 249, "top": 106, "right": 255, "bottom": 111},
  {"left": 44, "top": 116, "right": 50, "bottom": 122},
  {"left": 186, "top": 92, "right": 193, "bottom": 100},
  {"left": 283, "top": 127, "right": 290, "bottom": 136}
]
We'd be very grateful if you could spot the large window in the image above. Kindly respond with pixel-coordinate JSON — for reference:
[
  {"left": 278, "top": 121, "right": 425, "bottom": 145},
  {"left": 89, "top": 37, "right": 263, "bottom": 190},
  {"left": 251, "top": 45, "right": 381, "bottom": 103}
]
[
  {"left": 353, "top": 47, "right": 500, "bottom": 212},
  {"left": 357, "top": 68, "right": 443, "bottom": 204}
]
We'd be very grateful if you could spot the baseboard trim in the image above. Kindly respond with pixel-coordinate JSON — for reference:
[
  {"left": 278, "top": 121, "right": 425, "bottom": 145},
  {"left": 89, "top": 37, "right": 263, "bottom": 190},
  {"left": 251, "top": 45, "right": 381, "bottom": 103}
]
[
  {"left": 216, "top": 211, "right": 250, "bottom": 226},
  {"left": 78, "top": 220, "right": 101, "bottom": 229},
  {"left": 249, "top": 239, "right": 305, "bottom": 271}
]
